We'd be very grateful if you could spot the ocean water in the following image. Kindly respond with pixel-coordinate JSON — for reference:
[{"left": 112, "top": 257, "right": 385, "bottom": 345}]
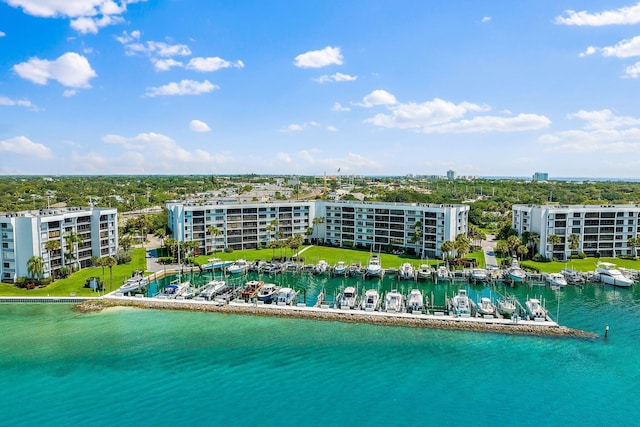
[{"left": 1, "top": 273, "right": 639, "bottom": 426}]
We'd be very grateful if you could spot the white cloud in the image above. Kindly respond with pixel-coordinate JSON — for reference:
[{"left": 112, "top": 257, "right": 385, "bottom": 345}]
[
  {"left": 419, "top": 113, "right": 551, "bottom": 134},
  {"left": 186, "top": 57, "right": 244, "bottom": 72},
  {"left": 62, "top": 89, "right": 77, "bottom": 97},
  {"left": 125, "top": 40, "right": 191, "bottom": 57},
  {"left": 0, "top": 95, "right": 37, "bottom": 110},
  {"left": 144, "top": 79, "right": 218, "bottom": 97},
  {"left": 332, "top": 102, "right": 350, "bottom": 112},
  {"left": 6, "top": 0, "right": 143, "bottom": 34},
  {"left": 13, "top": 52, "right": 97, "bottom": 88},
  {"left": 115, "top": 30, "right": 140, "bottom": 44},
  {"left": 354, "top": 89, "right": 398, "bottom": 107},
  {"left": 294, "top": 46, "right": 343, "bottom": 68},
  {"left": 585, "top": 36, "right": 640, "bottom": 58},
  {"left": 0, "top": 136, "right": 52, "bottom": 158},
  {"left": 625, "top": 61, "right": 640, "bottom": 78},
  {"left": 481, "top": 16, "right": 491, "bottom": 23},
  {"left": 539, "top": 109, "right": 640, "bottom": 153},
  {"left": 314, "top": 72, "right": 357, "bottom": 83},
  {"left": 280, "top": 121, "right": 320, "bottom": 132},
  {"left": 152, "top": 58, "right": 183, "bottom": 71},
  {"left": 189, "top": 119, "right": 211, "bottom": 132},
  {"left": 580, "top": 46, "right": 597, "bottom": 57},
  {"left": 555, "top": 2, "right": 640, "bottom": 26},
  {"left": 0, "top": 31, "right": 5, "bottom": 37},
  {"left": 277, "top": 152, "right": 292, "bottom": 163},
  {"left": 327, "top": 125, "right": 338, "bottom": 132}
]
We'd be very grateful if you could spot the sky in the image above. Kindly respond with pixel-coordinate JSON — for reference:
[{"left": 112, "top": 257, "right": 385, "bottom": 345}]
[{"left": 2, "top": 1, "right": 640, "bottom": 178}]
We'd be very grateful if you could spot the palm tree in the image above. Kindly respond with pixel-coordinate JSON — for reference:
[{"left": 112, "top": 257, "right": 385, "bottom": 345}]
[
  {"left": 44, "top": 239, "right": 60, "bottom": 275},
  {"left": 568, "top": 233, "right": 580, "bottom": 255},
  {"left": 103, "top": 256, "right": 117, "bottom": 292},
  {"left": 183, "top": 240, "right": 200, "bottom": 259},
  {"left": 311, "top": 216, "right": 325, "bottom": 242},
  {"left": 164, "top": 237, "right": 178, "bottom": 260},
  {"left": 119, "top": 234, "right": 134, "bottom": 252},
  {"left": 516, "top": 244, "right": 529, "bottom": 260},
  {"left": 627, "top": 236, "right": 639, "bottom": 258},
  {"left": 495, "top": 240, "right": 509, "bottom": 258},
  {"left": 63, "top": 231, "right": 82, "bottom": 269},
  {"left": 26, "top": 255, "right": 45, "bottom": 283},
  {"left": 441, "top": 240, "right": 454, "bottom": 259},
  {"left": 155, "top": 228, "right": 167, "bottom": 246},
  {"left": 265, "top": 223, "right": 275, "bottom": 246},
  {"left": 454, "top": 233, "right": 471, "bottom": 259},
  {"left": 547, "top": 234, "right": 562, "bottom": 259},
  {"left": 528, "top": 232, "right": 540, "bottom": 258},
  {"left": 506, "top": 235, "right": 521, "bottom": 257},
  {"left": 96, "top": 256, "right": 107, "bottom": 286},
  {"left": 207, "top": 225, "right": 222, "bottom": 253}
]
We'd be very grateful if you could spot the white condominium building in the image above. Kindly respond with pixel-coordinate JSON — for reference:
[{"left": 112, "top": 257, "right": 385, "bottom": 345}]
[
  {"left": 167, "top": 200, "right": 468, "bottom": 258},
  {"left": 512, "top": 204, "right": 640, "bottom": 260},
  {"left": 0, "top": 207, "right": 118, "bottom": 282}
]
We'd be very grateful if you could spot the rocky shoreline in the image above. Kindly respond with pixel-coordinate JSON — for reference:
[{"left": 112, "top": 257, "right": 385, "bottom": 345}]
[{"left": 74, "top": 298, "right": 597, "bottom": 339}]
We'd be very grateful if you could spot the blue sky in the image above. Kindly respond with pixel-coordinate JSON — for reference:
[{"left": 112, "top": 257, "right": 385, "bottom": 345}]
[{"left": 2, "top": 1, "right": 640, "bottom": 177}]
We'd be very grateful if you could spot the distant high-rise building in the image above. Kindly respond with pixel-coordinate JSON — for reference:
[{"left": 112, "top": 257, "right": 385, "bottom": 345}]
[
  {"left": 532, "top": 172, "right": 549, "bottom": 182},
  {"left": 446, "top": 170, "right": 456, "bottom": 180}
]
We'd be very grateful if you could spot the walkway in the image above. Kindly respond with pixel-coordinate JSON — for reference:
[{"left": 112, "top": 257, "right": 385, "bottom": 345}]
[
  {"left": 481, "top": 234, "right": 499, "bottom": 270},
  {"left": 293, "top": 245, "right": 314, "bottom": 258}
]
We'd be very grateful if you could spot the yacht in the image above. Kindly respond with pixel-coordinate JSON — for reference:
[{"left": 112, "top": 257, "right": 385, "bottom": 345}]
[
  {"left": 333, "top": 261, "right": 347, "bottom": 275},
  {"left": 257, "top": 283, "right": 280, "bottom": 303},
  {"left": 118, "top": 270, "right": 148, "bottom": 294},
  {"left": 561, "top": 268, "right": 585, "bottom": 285},
  {"left": 348, "top": 263, "right": 362, "bottom": 277},
  {"left": 406, "top": 289, "right": 424, "bottom": 313},
  {"left": 157, "top": 279, "right": 190, "bottom": 299},
  {"left": 496, "top": 296, "right": 517, "bottom": 316},
  {"left": 596, "top": 262, "right": 634, "bottom": 287},
  {"left": 417, "top": 264, "right": 433, "bottom": 280},
  {"left": 227, "top": 259, "right": 249, "bottom": 275},
  {"left": 476, "top": 297, "right": 496, "bottom": 316},
  {"left": 338, "top": 286, "right": 358, "bottom": 309},
  {"left": 450, "top": 289, "right": 471, "bottom": 316},
  {"left": 275, "top": 287, "right": 297, "bottom": 305},
  {"left": 384, "top": 290, "right": 404, "bottom": 312},
  {"left": 507, "top": 258, "right": 527, "bottom": 283},
  {"left": 399, "top": 262, "right": 415, "bottom": 280},
  {"left": 546, "top": 273, "right": 567, "bottom": 288},
  {"left": 525, "top": 298, "right": 547, "bottom": 321},
  {"left": 200, "top": 280, "right": 228, "bottom": 300},
  {"left": 470, "top": 268, "right": 488, "bottom": 283},
  {"left": 361, "top": 289, "right": 381, "bottom": 310},
  {"left": 366, "top": 254, "right": 383, "bottom": 277},
  {"left": 241, "top": 280, "right": 264, "bottom": 301},
  {"left": 314, "top": 260, "right": 330, "bottom": 275},
  {"left": 202, "top": 258, "right": 231, "bottom": 271},
  {"left": 436, "top": 265, "right": 451, "bottom": 281}
]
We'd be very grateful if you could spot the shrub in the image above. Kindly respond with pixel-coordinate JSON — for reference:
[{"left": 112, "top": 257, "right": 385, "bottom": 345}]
[
  {"left": 158, "top": 257, "right": 173, "bottom": 264},
  {"left": 532, "top": 254, "right": 549, "bottom": 262},
  {"left": 116, "top": 249, "right": 132, "bottom": 264},
  {"left": 58, "top": 267, "right": 72, "bottom": 278},
  {"left": 26, "top": 283, "right": 36, "bottom": 290},
  {"left": 224, "top": 247, "right": 234, "bottom": 253}
]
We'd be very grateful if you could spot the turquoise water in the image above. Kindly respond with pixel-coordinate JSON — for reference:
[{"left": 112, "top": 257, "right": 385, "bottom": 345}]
[{"left": 1, "top": 273, "right": 639, "bottom": 426}]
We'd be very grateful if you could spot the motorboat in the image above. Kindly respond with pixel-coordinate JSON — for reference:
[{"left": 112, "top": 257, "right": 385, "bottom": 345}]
[
  {"left": 118, "top": 270, "right": 148, "bottom": 294},
  {"left": 596, "top": 262, "right": 634, "bottom": 287},
  {"left": 385, "top": 267, "right": 398, "bottom": 276},
  {"left": 314, "top": 260, "right": 330, "bottom": 275},
  {"left": 200, "top": 280, "right": 228, "bottom": 300},
  {"left": 157, "top": 279, "right": 190, "bottom": 299},
  {"left": 361, "top": 289, "right": 380, "bottom": 310},
  {"left": 406, "top": 289, "right": 424, "bottom": 312},
  {"left": 476, "top": 297, "right": 496, "bottom": 316},
  {"left": 249, "top": 260, "right": 267, "bottom": 272},
  {"left": 561, "top": 268, "right": 585, "bottom": 285},
  {"left": 333, "top": 261, "right": 347, "bottom": 275},
  {"left": 496, "top": 296, "right": 517, "bottom": 316},
  {"left": 436, "top": 265, "right": 451, "bottom": 281},
  {"left": 450, "top": 289, "right": 471, "bottom": 316},
  {"left": 525, "top": 298, "right": 547, "bottom": 321},
  {"left": 546, "top": 273, "right": 567, "bottom": 288},
  {"left": 202, "top": 258, "right": 232, "bottom": 271},
  {"left": 366, "top": 254, "right": 383, "bottom": 277},
  {"left": 507, "top": 258, "right": 527, "bottom": 283},
  {"left": 348, "top": 263, "right": 362, "bottom": 277},
  {"left": 338, "top": 286, "right": 358, "bottom": 309},
  {"left": 241, "top": 280, "right": 264, "bottom": 301},
  {"left": 257, "top": 283, "right": 280, "bottom": 303},
  {"left": 227, "top": 259, "right": 249, "bottom": 275},
  {"left": 399, "top": 262, "right": 415, "bottom": 280},
  {"left": 470, "top": 268, "right": 488, "bottom": 283},
  {"left": 276, "top": 287, "right": 297, "bottom": 305},
  {"left": 262, "top": 263, "right": 282, "bottom": 275},
  {"left": 283, "top": 261, "right": 299, "bottom": 273},
  {"left": 417, "top": 264, "right": 433, "bottom": 280},
  {"left": 384, "top": 289, "right": 404, "bottom": 312}
]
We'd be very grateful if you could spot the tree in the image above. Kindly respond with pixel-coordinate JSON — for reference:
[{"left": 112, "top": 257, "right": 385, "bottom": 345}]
[
  {"left": 96, "top": 256, "right": 107, "bottom": 286},
  {"left": 155, "top": 228, "right": 167, "bottom": 246},
  {"left": 568, "top": 234, "right": 580, "bottom": 254},
  {"left": 119, "top": 235, "right": 134, "bottom": 252},
  {"left": 441, "top": 240, "right": 454, "bottom": 259},
  {"left": 207, "top": 225, "right": 223, "bottom": 253},
  {"left": 495, "top": 240, "right": 509, "bottom": 258},
  {"left": 183, "top": 240, "right": 200, "bottom": 258},
  {"left": 104, "top": 256, "right": 117, "bottom": 292},
  {"left": 44, "top": 239, "right": 60, "bottom": 274},
  {"left": 547, "top": 234, "right": 562, "bottom": 259},
  {"left": 63, "top": 231, "right": 82, "bottom": 269},
  {"left": 506, "top": 235, "right": 521, "bottom": 256},
  {"left": 454, "top": 233, "right": 471, "bottom": 259},
  {"left": 165, "top": 237, "right": 178, "bottom": 259},
  {"left": 516, "top": 244, "right": 529, "bottom": 260},
  {"left": 627, "top": 236, "right": 639, "bottom": 258},
  {"left": 26, "top": 255, "right": 45, "bottom": 282},
  {"left": 527, "top": 232, "right": 540, "bottom": 257}
]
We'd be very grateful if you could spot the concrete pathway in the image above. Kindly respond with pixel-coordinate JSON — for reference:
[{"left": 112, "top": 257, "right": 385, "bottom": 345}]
[
  {"left": 481, "top": 234, "right": 499, "bottom": 270},
  {"left": 293, "top": 245, "right": 314, "bottom": 258}
]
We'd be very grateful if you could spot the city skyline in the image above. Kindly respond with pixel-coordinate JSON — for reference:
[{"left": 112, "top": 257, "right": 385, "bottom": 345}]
[{"left": 2, "top": 1, "right": 640, "bottom": 177}]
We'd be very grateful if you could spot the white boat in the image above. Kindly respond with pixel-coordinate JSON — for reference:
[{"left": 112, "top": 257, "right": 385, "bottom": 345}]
[
  {"left": 118, "top": 270, "right": 148, "bottom": 294},
  {"left": 366, "top": 254, "right": 383, "bottom": 277},
  {"left": 333, "top": 261, "right": 347, "bottom": 275},
  {"left": 470, "top": 268, "right": 488, "bottom": 282},
  {"left": 546, "top": 273, "right": 567, "bottom": 288},
  {"left": 507, "top": 258, "right": 527, "bottom": 283},
  {"left": 561, "top": 268, "right": 585, "bottom": 285},
  {"left": 399, "top": 262, "right": 415, "bottom": 280},
  {"left": 417, "top": 264, "right": 432, "bottom": 280},
  {"left": 384, "top": 289, "right": 404, "bottom": 312},
  {"left": 361, "top": 289, "right": 380, "bottom": 310},
  {"left": 227, "top": 259, "right": 249, "bottom": 275},
  {"left": 476, "top": 297, "right": 496, "bottom": 316},
  {"left": 158, "top": 279, "right": 190, "bottom": 299},
  {"left": 436, "top": 265, "right": 451, "bottom": 281},
  {"left": 406, "top": 289, "right": 424, "bottom": 312},
  {"left": 202, "top": 258, "right": 231, "bottom": 271},
  {"left": 496, "top": 296, "right": 517, "bottom": 316},
  {"left": 276, "top": 287, "right": 297, "bottom": 305},
  {"left": 596, "top": 262, "right": 634, "bottom": 287},
  {"left": 450, "top": 289, "right": 471, "bottom": 316},
  {"left": 257, "top": 283, "right": 279, "bottom": 303},
  {"left": 314, "top": 260, "right": 330, "bottom": 275},
  {"left": 339, "top": 286, "right": 358, "bottom": 309},
  {"left": 201, "top": 280, "right": 228, "bottom": 300},
  {"left": 525, "top": 298, "right": 547, "bottom": 321}
]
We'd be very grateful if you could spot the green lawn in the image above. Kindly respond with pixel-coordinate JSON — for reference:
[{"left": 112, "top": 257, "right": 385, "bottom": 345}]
[
  {"left": 521, "top": 257, "right": 640, "bottom": 273},
  {"left": 0, "top": 249, "right": 147, "bottom": 297}
]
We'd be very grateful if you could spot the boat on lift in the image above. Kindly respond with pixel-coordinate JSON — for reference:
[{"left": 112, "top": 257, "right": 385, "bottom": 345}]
[
  {"left": 384, "top": 289, "right": 404, "bottom": 312},
  {"left": 406, "top": 289, "right": 424, "bottom": 312}
]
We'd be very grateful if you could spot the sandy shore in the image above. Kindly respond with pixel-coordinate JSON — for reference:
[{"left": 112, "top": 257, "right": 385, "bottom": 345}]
[{"left": 74, "top": 297, "right": 597, "bottom": 339}]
